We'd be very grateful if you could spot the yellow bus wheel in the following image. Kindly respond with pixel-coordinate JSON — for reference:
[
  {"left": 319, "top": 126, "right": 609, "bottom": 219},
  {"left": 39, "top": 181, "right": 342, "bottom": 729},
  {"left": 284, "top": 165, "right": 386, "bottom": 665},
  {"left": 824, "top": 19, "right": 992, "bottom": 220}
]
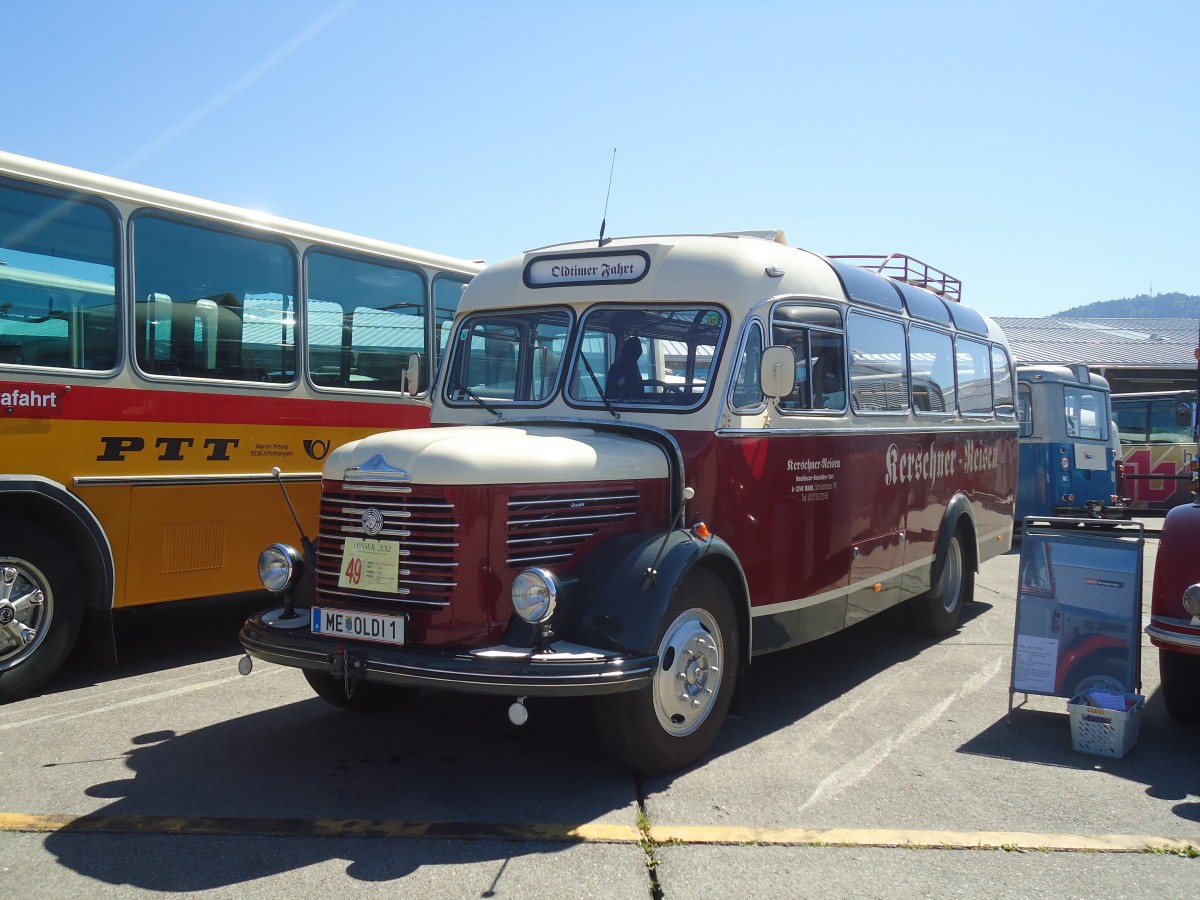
[{"left": 0, "top": 521, "right": 84, "bottom": 703}]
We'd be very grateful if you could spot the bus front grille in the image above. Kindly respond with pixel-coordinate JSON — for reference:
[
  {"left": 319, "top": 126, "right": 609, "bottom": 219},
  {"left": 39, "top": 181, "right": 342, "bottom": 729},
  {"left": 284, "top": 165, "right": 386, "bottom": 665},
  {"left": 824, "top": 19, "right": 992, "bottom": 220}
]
[
  {"left": 316, "top": 486, "right": 458, "bottom": 608},
  {"left": 506, "top": 489, "right": 640, "bottom": 566}
]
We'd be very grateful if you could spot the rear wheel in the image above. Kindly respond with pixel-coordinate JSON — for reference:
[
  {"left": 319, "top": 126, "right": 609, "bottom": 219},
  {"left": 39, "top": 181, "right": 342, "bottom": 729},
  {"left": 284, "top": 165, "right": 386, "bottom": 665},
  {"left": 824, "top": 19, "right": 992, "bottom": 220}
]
[
  {"left": 303, "top": 669, "right": 420, "bottom": 712},
  {"left": 0, "top": 520, "right": 84, "bottom": 703},
  {"left": 594, "top": 568, "right": 739, "bottom": 776},
  {"left": 1159, "top": 650, "right": 1200, "bottom": 724},
  {"left": 909, "top": 530, "right": 973, "bottom": 636}
]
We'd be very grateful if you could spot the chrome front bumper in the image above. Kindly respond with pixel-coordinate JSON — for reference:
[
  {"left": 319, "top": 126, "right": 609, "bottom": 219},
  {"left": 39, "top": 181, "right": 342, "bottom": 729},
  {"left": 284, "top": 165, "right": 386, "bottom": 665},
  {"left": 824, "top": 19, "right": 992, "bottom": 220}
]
[{"left": 240, "top": 606, "right": 657, "bottom": 697}]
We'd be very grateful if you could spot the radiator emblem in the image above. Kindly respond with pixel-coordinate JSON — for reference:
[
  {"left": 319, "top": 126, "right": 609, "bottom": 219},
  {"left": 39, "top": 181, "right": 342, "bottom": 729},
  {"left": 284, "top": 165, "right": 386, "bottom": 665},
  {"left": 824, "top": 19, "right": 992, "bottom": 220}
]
[{"left": 361, "top": 508, "right": 384, "bottom": 536}]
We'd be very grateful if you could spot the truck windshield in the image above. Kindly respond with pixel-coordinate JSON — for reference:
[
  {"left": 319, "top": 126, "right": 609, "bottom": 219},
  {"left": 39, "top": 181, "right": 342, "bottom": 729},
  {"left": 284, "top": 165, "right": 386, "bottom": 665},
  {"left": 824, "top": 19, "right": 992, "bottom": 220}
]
[{"left": 566, "top": 305, "right": 726, "bottom": 409}]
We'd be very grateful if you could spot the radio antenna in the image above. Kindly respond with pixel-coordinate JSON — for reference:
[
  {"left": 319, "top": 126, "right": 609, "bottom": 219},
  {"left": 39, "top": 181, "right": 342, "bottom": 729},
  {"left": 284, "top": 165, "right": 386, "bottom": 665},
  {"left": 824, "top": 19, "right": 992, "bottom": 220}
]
[{"left": 598, "top": 148, "right": 616, "bottom": 247}]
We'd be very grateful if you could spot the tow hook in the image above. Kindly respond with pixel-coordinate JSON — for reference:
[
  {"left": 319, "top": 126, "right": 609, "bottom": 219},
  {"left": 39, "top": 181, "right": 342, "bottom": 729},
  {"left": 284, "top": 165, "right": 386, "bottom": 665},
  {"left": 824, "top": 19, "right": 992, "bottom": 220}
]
[{"left": 331, "top": 647, "right": 366, "bottom": 699}]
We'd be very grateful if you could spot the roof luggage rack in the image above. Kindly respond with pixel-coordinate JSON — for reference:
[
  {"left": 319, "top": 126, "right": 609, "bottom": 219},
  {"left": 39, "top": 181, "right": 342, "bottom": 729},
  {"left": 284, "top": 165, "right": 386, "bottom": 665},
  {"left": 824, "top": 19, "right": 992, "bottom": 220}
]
[{"left": 828, "top": 253, "right": 962, "bottom": 303}]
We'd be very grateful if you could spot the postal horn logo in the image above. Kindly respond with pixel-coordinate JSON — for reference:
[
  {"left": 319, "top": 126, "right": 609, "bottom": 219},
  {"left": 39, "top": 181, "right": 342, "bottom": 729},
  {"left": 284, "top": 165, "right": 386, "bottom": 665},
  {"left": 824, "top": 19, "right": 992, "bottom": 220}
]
[
  {"left": 303, "top": 439, "right": 331, "bottom": 461},
  {"left": 361, "top": 508, "right": 384, "bottom": 536}
]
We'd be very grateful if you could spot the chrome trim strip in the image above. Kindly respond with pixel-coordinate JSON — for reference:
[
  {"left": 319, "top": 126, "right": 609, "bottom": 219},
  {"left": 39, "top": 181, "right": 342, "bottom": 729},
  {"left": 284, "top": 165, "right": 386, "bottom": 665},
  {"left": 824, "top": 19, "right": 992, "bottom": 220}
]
[
  {"left": 716, "top": 422, "right": 1018, "bottom": 438},
  {"left": 73, "top": 472, "right": 320, "bottom": 487},
  {"left": 1146, "top": 621, "right": 1200, "bottom": 650}
]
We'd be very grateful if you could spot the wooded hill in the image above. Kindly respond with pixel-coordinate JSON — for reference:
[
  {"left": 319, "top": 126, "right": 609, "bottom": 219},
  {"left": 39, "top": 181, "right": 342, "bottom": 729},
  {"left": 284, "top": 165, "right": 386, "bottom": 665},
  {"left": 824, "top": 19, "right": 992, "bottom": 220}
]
[{"left": 1056, "top": 292, "right": 1199, "bottom": 317}]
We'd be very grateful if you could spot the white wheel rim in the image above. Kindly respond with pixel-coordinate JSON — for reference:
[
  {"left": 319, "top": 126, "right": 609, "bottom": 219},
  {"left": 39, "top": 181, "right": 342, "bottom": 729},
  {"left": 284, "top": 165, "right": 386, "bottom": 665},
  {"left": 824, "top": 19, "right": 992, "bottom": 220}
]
[
  {"left": 652, "top": 607, "right": 724, "bottom": 737},
  {"left": 940, "top": 541, "right": 963, "bottom": 615}
]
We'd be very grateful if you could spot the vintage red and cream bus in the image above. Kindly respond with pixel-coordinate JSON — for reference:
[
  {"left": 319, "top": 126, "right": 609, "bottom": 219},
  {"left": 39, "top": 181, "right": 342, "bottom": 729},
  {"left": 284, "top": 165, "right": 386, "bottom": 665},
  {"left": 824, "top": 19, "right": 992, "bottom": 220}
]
[
  {"left": 0, "top": 151, "right": 482, "bottom": 702},
  {"left": 240, "top": 232, "right": 1018, "bottom": 775}
]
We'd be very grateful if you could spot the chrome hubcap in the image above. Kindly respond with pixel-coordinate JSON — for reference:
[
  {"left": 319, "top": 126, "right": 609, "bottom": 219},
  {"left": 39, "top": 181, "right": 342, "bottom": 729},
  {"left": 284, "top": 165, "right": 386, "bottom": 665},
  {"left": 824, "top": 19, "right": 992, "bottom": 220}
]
[
  {"left": 940, "top": 541, "right": 962, "bottom": 615},
  {"left": 0, "top": 561, "right": 51, "bottom": 670},
  {"left": 652, "top": 607, "right": 723, "bottom": 736}
]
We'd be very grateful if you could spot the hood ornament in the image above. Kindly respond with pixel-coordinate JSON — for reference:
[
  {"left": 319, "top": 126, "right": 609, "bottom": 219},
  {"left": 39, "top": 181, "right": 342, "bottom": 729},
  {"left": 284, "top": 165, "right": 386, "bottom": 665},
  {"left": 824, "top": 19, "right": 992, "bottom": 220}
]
[{"left": 345, "top": 453, "right": 412, "bottom": 483}]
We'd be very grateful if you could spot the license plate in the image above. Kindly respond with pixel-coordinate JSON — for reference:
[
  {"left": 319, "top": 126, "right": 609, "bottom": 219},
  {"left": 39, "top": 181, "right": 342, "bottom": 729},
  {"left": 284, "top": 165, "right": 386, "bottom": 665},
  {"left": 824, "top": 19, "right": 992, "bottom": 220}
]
[{"left": 311, "top": 607, "right": 405, "bottom": 646}]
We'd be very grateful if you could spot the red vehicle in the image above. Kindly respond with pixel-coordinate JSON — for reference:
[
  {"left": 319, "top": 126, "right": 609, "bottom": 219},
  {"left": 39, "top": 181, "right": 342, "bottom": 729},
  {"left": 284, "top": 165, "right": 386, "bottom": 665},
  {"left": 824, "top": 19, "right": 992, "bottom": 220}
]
[
  {"left": 240, "top": 233, "right": 1018, "bottom": 774},
  {"left": 1146, "top": 498, "right": 1200, "bottom": 722}
]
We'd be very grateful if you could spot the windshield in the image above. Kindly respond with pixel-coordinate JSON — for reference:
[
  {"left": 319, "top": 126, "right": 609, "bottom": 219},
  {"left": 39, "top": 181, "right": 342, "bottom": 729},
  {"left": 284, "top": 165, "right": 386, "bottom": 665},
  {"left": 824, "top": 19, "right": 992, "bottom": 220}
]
[
  {"left": 443, "top": 307, "right": 573, "bottom": 406},
  {"left": 441, "top": 303, "right": 727, "bottom": 411},
  {"left": 567, "top": 305, "right": 726, "bottom": 409}
]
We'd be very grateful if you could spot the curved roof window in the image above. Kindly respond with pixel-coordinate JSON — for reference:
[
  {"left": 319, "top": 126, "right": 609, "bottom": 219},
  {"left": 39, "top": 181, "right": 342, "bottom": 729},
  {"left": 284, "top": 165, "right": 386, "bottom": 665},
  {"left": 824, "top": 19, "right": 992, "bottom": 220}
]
[
  {"left": 947, "top": 301, "right": 989, "bottom": 337},
  {"left": 828, "top": 259, "right": 903, "bottom": 311},
  {"left": 891, "top": 279, "right": 952, "bottom": 326}
]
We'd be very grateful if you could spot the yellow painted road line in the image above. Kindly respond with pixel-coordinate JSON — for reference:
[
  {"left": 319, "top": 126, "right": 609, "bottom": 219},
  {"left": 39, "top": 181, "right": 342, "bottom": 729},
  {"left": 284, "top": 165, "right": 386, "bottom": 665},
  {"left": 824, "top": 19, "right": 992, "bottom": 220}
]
[
  {"left": 647, "top": 825, "right": 1200, "bottom": 854},
  {"left": 0, "top": 813, "right": 1196, "bottom": 854}
]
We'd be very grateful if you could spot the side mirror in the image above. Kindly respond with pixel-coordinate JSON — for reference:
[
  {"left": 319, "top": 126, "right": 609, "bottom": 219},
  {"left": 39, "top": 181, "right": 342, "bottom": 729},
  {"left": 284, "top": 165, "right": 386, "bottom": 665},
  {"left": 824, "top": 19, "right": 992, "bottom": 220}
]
[
  {"left": 759, "top": 346, "right": 796, "bottom": 400},
  {"left": 403, "top": 353, "right": 424, "bottom": 395}
]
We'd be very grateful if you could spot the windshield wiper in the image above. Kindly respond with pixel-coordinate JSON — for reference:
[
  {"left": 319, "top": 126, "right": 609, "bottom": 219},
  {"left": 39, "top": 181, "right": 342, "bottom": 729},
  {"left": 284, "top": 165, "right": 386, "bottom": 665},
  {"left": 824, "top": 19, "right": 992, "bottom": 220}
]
[
  {"left": 579, "top": 354, "right": 620, "bottom": 419},
  {"left": 449, "top": 376, "right": 503, "bottom": 418}
]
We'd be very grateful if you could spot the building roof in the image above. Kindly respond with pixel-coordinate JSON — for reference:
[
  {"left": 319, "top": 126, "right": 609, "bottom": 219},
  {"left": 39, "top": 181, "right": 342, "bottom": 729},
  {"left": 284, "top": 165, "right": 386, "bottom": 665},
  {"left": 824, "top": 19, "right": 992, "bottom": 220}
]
[{"left": 994, "top": 317, "right": 1199, "bottom": 368}]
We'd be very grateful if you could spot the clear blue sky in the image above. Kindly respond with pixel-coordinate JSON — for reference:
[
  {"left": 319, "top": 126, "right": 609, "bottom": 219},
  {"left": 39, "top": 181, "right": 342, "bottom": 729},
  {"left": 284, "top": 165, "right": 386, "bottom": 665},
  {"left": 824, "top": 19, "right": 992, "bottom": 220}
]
[{"left": 4, "top": 1, "right": 1197, "bottom": 319}]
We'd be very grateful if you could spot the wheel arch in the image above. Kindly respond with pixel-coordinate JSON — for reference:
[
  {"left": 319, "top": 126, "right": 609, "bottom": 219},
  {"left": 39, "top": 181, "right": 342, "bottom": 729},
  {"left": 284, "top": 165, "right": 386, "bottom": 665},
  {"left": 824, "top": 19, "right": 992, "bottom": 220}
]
[
  {"left": 933, "top": 493, "right": 980, "bottom": 586},
  {"left": 567, "top": 529, "right": 751, "bottom": 663},
  {"left": 0, "top": 475, "right": 116, "bottom": 622}
]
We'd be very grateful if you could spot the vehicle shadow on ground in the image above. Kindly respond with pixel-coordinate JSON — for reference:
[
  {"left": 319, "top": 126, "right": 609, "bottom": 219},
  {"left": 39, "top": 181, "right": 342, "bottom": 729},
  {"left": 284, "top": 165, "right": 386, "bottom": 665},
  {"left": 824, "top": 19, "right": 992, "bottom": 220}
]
[
  {"left": 959, "top": 689, "right": 1200, "bottom": 826},
  {"left": 44, "top": 592, "right": 277, "bottom": 694},
  {"left": 43, "top": 689, "right": 628, "bottom": 890},
  {"left": 42, "top": 601, "right": 985, "bottom": 890},
  {"left": 705, "top": 600, "right": 993, "bottom": 753}
]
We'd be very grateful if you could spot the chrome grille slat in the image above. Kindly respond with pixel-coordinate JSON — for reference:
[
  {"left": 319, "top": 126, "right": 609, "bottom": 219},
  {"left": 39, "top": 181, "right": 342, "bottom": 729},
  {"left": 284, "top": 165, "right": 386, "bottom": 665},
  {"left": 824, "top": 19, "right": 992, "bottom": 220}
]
[
  {"left": 510, "top": 511, "right": 635, "bottom": 527},
  {"left": 507, "top": 531, "right": 593, "bottom": 546},
  {"left": 506, "top": 488, "right": 639, "bottom": 567},
  {"left": 508, "top": 493, "right": 638, "bottom": 508},
  {"left": 316, "top": 486, "right": 460, "bottom": 608}
]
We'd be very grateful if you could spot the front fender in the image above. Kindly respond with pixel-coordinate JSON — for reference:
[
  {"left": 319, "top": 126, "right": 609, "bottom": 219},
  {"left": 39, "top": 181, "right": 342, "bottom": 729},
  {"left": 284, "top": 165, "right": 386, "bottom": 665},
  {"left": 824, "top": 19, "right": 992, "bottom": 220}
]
[{"left": 564, "top": 530, "right": 748, "bottom": 657}]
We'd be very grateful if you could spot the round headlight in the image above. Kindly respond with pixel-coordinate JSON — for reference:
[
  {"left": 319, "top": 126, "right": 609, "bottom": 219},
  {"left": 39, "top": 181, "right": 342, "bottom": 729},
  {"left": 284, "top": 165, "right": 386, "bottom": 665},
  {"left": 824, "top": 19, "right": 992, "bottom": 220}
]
[
  {"left": 511, "top": 568, "right": 559, "bottom": 624},
  {"left": 259, "top": 543, "right": 303, "bottom": 593},
  {"left": 1183, "top": 584, "right": 1200, "bottom": 617}
]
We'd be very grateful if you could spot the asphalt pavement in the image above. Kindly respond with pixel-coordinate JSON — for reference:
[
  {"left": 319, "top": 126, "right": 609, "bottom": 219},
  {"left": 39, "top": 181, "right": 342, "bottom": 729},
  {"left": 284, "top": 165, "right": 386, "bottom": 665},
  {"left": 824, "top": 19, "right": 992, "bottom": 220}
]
[{"left": 0, "top": 529, "right": 1196, "bottom": 899}]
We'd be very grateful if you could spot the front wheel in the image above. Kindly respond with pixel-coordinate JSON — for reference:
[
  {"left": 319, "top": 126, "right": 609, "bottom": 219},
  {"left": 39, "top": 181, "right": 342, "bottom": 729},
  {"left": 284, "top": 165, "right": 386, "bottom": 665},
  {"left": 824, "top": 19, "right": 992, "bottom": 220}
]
[
  {"left": 593, "top": 568, "right": 739, "bottom": 776},
  {"left": 909, "top": 530, "right": 973, "bottom": 636},
  {"left": 303, "top": 669, "right": 420, "bottom": 712},
  {"left": 0, "top": 521, "right": 84, "bottom": 703},
  {"left": 1159, "top": 650, "right": 1200, "bottom": 723}
]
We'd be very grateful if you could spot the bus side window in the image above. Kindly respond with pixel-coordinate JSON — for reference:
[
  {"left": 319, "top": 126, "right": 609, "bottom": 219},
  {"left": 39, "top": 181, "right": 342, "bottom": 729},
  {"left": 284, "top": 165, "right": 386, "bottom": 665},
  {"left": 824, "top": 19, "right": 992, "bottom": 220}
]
[
  {"left": 955, "top": 337, "right": 992, "bottom": 415},
  {"left": 811, "top": 331, "right": 845, "bottom": 410},
  {"left": 909, "top": 325, "right": 954, "bottom": 414},
  {"left": 730, "top": 322, "right": 764, "bottom": 410},
  {"left": 133, "top": 213, "right": 297, "bottom": 383},
  {"left": 848, "top": 312, "right": 908, "bottom": 413},
  {"left": 992, "top": 345, "right": 1015, "bottom": 416},
  {"left": 771, "top": 302, "right": 844, "bottom": 413},
  {"left": 1018, "top": 384, "right": 1033, "bottom": 437}
]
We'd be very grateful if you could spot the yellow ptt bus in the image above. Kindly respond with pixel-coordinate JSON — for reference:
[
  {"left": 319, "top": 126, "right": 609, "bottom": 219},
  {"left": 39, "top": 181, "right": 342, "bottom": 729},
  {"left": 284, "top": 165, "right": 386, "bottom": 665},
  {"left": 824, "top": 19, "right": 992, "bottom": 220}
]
[{"left": 0, "top": 150, "right": 483, "bottom": 701}]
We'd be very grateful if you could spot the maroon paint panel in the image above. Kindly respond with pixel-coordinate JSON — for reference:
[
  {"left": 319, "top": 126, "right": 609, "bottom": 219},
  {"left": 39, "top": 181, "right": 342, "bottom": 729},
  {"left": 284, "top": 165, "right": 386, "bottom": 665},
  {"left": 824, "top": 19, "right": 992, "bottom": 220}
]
[{"left": 679, "top": 428, "right": 1016, "bottom": 609}]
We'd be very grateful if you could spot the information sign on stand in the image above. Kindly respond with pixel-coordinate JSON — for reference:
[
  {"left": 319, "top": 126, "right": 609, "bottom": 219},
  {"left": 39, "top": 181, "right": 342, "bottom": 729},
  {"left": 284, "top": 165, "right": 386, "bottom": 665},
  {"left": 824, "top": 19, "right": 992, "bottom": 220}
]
[{"left": 1008, "top": 518, "right": 1144, "bottom": 718}]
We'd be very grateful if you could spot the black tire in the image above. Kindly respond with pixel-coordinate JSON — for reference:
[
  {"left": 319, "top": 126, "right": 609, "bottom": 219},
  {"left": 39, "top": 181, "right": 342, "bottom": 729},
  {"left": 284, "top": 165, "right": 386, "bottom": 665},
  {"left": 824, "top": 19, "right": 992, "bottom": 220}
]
[
  {"left": 0, "top": 520, "right": 84, "bottom": 703},
  {"left": 593, "top": 567, "right": 739, "bottom": 776},
  {"left": 302, "top": 668, "right": 420, "bottom": 712},
  {"left": 909, "top": 530, "right": 973, "bottom": 636},
  {"left": 1159, "top": 650, "right": 1200, "bottom": 724}
]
